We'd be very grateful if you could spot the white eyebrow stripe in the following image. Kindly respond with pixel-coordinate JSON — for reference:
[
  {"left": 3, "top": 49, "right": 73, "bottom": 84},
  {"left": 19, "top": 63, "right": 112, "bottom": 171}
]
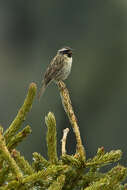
[{"left": 59, "top": 48, "right": 68, "bottom": 52}]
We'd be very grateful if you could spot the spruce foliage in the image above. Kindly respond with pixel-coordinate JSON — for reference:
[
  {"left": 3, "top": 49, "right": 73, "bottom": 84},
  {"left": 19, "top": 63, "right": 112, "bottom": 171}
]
[{"left": 0, "top": 82, "right": 126, "bottom": 190}]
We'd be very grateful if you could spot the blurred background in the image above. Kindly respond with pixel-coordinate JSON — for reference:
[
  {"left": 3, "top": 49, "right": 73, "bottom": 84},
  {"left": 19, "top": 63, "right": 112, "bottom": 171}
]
[{"left": 0, "top": 0, "right": 127, "bottom": 166}]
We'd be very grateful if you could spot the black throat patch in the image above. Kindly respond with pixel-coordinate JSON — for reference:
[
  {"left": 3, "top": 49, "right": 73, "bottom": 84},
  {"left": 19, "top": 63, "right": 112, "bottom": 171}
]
[{"left": 63, "top": 49, "right": 72, "bottom": 57}]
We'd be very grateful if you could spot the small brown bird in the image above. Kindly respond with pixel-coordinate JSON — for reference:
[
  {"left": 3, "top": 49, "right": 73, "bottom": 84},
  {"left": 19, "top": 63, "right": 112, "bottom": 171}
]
[{"left": 38, "top": 47, "right": 73, "bottom": 100}]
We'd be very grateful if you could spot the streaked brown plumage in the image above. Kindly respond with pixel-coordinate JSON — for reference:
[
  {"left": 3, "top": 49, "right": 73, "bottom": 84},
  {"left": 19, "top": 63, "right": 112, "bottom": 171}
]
[{"left": 38, "top": 47, "right": 73, "bottom": 100}]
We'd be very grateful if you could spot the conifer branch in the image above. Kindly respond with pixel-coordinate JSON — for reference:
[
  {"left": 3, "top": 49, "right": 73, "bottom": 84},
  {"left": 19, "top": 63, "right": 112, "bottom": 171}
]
[
  {"left": 85, "top": 149, "right": 122, "bottom": 168},
  {"left": 0, "top": 82, "right": 127, "bottom": 189},
  {"left": 61, "top": 128, "right": 69, "bottom": 156},
  {"left": 1, "top": 165, "right": 68, "bottom": 190},
  {"left": 32, "top": 152, "right": 49, "bottom": 171},
  {"left": 0, "top": 166, "right": 9, "bottom": 186},
  {"left": 0, "top": 131, "right": 23, "bottom": 180},
  {"left": 84, "top": 165, "right": 127, "bottom": 190},
  {"left": 57, "top": 81, "right": 85, "bottom": 161},
  {"left": 62, "top": 155, "right": 82, "bottom": 168},
  {"left": 11, "top": 149, "right": 34, "bottom": 175},
  {"left": 4, "top": 82, "right": 37, "bottom": 144},
  {"left": 48, "top": 174, "right": 66, "bottom": 190},
  {"left": 7, "top": 125, "right": 31, "bottom": 150},
  {"left": 21, "top": 165, "right": 67, "bottom": 185},
  {"left": 0, "top": 180, "right": 19, "bottom": 190},
  {"left": 45, "top": 112, "right": 58, "bottom": 164}
]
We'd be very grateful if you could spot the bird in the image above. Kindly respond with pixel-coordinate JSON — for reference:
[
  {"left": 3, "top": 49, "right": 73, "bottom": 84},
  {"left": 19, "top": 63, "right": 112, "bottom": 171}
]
[{"left": 38, "top": 47, "right": 73, "bottom": 100}]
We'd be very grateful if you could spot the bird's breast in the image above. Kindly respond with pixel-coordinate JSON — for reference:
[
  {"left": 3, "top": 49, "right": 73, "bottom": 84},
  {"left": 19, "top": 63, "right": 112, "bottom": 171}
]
[{"left": 61, "top": 57, "right": 72, "bottom": 80}]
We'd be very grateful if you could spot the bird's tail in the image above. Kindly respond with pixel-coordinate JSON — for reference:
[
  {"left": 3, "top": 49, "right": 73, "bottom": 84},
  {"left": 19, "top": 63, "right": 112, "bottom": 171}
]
[{"left": 38, "top": 81, "right": 46, "bottom": 101}]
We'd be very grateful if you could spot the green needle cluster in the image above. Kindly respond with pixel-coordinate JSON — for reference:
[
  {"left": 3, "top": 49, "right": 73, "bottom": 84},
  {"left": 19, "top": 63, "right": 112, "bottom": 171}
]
[{"left": 0, "top": 82, "right": 126, "bottom": 190}]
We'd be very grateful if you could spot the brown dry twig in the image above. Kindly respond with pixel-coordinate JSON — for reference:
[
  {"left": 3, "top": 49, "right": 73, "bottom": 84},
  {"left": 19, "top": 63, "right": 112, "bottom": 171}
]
[
  {"left": 61, "top": 128, "right": 69, "bottom": 156},
  {"left": 57, "top": 81, "right": 86, "bottom": 161}
]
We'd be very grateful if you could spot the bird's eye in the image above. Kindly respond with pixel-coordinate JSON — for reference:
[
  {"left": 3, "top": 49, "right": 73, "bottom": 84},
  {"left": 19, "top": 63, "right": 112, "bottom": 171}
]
[{"left": 63, "top": 50, "right": 68, "bottom": 54}]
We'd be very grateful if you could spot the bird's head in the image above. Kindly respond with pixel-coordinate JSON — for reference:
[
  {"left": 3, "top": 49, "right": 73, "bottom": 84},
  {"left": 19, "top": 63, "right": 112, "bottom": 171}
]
[{"left": 58, "top": 47, "right": 73, "bottom": 58}]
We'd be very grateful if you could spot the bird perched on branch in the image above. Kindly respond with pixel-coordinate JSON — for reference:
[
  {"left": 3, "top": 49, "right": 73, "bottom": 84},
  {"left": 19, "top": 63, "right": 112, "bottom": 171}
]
[{"left": 38, "top": 47, "right": 73, "bottom": 100}]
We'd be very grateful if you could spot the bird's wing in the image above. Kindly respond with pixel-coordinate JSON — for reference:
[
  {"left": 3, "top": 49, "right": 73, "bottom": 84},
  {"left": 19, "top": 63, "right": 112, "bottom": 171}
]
[
  {"left": 44, "top": 55, "right": 64, "bottom": 85},
  {"left": 38, "top": 55, "right": 64, "bottom": 100}
]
